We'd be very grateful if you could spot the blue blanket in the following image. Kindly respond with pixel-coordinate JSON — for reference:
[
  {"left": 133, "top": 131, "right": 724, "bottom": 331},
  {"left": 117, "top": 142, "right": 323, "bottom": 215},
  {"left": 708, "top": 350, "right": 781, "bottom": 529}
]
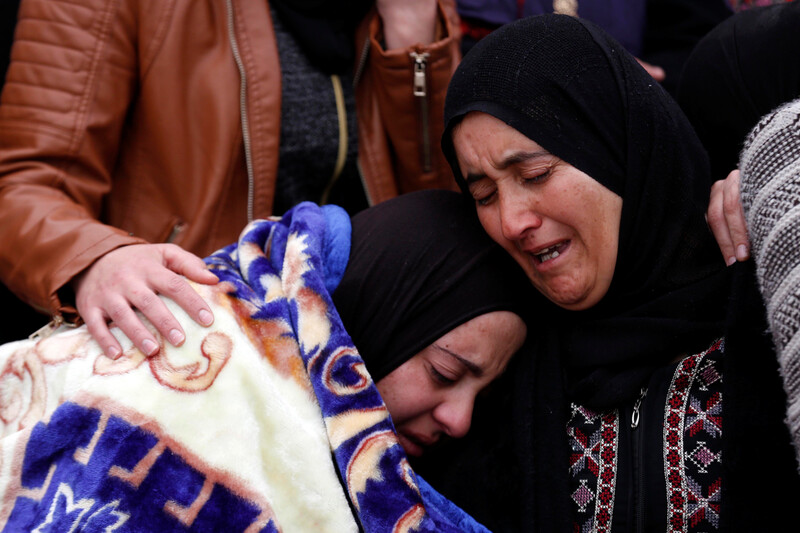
[{"left": 0, "top": 202, "right": 489, "bottom": 532}]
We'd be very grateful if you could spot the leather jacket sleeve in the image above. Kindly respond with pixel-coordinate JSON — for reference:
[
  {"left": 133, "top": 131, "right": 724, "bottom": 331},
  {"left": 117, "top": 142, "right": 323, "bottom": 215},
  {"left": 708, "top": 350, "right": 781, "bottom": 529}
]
[
  {"left": 354, "top": 0, "right": 461, "bottom": 206},
  {"left": 0, "top": 0, "right": 149, "bottom": 319}
]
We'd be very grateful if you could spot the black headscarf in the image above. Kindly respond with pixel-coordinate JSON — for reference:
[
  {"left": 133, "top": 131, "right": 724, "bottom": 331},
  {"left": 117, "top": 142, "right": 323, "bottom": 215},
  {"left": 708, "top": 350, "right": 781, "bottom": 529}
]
[
  {"left": 678, "top": 1, "right": 800, "bottom": 182},
  {"left": 442, "top": 13, "right": 729, "bottom": 409},
  {"left": 332, "top": 189, "right": 532, "bottom": 383}
]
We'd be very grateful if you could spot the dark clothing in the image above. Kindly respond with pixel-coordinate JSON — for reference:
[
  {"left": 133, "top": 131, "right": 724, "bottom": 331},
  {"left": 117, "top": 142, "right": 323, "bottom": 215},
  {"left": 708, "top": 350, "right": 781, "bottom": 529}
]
[
  {"left": 568, "top": 340, "right": 724, "bottom": 532},
  {"left": 420, "top": 14, "right": 800, "bottom": 532},
  {"left": 332, "top": 189, "right": 532, "bottom": 382},
  {"left": 678, "top": 1, "right": 800, "bottom": 182},
  {"left": 456, "top": 0, "right": 731, "bottom": 94},
  {"left": 458, "top": 0, "right": 647, "bottom": 55}
]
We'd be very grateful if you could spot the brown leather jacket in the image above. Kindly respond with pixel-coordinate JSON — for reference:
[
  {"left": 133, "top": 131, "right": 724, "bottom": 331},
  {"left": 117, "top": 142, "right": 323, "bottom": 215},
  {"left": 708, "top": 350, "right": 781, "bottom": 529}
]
[{"left": 0, "top": 0, "right": 460, "bottom": 321}]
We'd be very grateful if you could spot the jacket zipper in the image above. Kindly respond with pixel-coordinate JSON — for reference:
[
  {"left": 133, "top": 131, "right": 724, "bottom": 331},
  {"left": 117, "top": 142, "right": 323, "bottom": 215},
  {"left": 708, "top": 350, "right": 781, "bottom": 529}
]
[
  {"left": 353, "top": 36, "right": 370, "bottom": 88},
  {"left": 165, "top": 221, "right": 187, "bottom": 243},
  {"left": 30, "top": 314, "right": 69, "bottom": 340},
  {"left": 631, "top": 387, "right": 648, "bottom": 533},
  {"left": 410, "top": 51, "right": 432, "bottom": 172},
  {"left": 225, "top": 0, "right": 256, "bottom": 223}
]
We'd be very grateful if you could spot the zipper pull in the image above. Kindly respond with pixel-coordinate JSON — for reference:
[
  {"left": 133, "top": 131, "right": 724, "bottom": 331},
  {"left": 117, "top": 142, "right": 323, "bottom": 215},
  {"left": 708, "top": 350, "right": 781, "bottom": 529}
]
[
  {"left": 29, "top": 315, "right": 75, "bottom": 341},
  {"left": 631, "top": 387, "right": 647, "bottom": 429},
  {"left": 410, "top": 51, "right": 429, "bottom": 97}
]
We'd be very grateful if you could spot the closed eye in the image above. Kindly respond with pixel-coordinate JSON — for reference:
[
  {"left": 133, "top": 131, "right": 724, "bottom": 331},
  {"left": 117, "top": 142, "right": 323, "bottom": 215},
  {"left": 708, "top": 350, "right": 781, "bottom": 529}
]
[
  {"left": 475, "top": 190, "right": 496, "bottom": 206},
  {"left": 521, "top": 168, "right": 551, "bottom": 185},
  {"left": 428, "top": 364, "right": 457, "bottom": 385}
]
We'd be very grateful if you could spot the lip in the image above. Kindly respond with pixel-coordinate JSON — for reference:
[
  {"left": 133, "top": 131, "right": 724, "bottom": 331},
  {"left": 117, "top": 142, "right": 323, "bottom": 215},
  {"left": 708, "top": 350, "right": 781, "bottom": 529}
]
[{"left": 397, "top": 431, "right": 435, "bottom": 457}]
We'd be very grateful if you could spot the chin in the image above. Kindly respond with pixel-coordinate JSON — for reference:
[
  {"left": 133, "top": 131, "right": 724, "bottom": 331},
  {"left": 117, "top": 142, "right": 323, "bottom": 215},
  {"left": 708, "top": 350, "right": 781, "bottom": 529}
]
[{"left": 542, "top": 285, "right": 595, "bottom": 311}]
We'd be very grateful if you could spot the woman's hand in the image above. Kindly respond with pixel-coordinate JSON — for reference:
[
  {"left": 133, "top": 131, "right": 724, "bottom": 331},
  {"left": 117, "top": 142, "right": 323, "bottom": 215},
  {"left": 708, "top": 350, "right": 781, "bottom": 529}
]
[
  {"left": 73, "top": 244, "right": 218, "bottom": 359},
  {"left": 377, "top": 0, "right": 438, "bottom": 50},
  {"left": 707, "top": 169, "right": 750, "bottom": 265}
]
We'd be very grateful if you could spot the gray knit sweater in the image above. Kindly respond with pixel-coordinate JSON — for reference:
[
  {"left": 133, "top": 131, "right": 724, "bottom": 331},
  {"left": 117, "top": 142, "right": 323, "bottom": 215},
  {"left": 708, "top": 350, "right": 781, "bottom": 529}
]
[{"left": 739, "top": 97, "right": 800, "bottom": 468}]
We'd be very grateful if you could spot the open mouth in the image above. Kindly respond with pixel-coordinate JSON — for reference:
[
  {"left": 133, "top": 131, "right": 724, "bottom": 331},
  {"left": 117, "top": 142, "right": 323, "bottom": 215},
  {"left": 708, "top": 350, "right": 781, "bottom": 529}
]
[{"left": 532, "top": 241, "right": 569, "bottom": 264}]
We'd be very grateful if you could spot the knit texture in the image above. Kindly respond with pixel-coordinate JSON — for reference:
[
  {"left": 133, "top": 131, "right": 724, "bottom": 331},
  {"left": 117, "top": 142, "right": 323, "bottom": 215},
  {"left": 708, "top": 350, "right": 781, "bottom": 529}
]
[{"left": 740, "top": 97, "right": 800, "bottom": 468}]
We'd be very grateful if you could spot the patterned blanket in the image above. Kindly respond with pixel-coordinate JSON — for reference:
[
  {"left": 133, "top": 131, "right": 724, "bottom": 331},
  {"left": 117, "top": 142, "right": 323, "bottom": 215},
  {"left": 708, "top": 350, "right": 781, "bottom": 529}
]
[{"left": 0, "top": 203, "right": 488, "bottom": 532}]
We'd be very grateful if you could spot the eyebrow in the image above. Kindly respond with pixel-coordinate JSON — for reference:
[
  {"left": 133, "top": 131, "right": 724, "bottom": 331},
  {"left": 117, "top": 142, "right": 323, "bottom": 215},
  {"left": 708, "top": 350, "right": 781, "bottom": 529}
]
[
  {"left": 432, "top": 344, "right": 483, "bottom": 377},
  {"left": 464, "top": 150, "right": 551, "bottom": 186}
]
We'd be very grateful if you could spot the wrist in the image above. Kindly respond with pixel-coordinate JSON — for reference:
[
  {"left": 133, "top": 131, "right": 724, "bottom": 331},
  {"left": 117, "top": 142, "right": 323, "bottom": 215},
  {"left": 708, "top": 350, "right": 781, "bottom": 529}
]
[{"left": 378, "top": 1, "right": 438, "bottom": 50}]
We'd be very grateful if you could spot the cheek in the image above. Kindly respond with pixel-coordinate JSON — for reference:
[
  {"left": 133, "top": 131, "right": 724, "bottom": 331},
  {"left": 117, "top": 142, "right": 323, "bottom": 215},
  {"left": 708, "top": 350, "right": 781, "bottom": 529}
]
[
  {"left": 376, "top": 369, "right": 427, "bottom": 426},
  {"left": 477, "top": 207, "right": 505, "bottom": 245}
]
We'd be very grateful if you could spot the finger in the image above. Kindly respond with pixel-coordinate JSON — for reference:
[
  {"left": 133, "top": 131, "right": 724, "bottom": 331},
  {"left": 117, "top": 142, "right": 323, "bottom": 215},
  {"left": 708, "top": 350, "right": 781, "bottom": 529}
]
[
  {"left": 155, "top": 271, "right": 215, "bottom": 330},
  {"left": 125, "top": 283, "right": 188, "bottom": 348},
  {"left": 82, "top": 308, "right": 123, "bottom": 360},
  {"left": 706, "top": 179, "right": 736, "bottom": 265},
  {"left": 635, "top": 58, "right": 666, "bottom": 81},
  {"left": 105, "top": 296, "right": 163, "bottom": 356},
  {"left": 163, "top": 246, "right": 219, "bottom": 285},
  {"left": 160, "top": 247, "right": 216, "bottom": 327},
  {"left": 721, "top": 170, "right": 750, "bottom": 261}
]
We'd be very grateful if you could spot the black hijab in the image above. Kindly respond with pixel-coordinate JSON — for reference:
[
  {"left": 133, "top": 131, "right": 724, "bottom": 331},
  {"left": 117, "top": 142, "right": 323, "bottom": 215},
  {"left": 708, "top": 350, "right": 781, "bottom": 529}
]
[
  {"left": 332, "top": 189, "right": 531, "bottom": 383},
  {"left": 678, "top": 1, "right": 800, "bottom": 182},
  {"left": 442, "top": 13, "right": 729, "bottom": 409}
]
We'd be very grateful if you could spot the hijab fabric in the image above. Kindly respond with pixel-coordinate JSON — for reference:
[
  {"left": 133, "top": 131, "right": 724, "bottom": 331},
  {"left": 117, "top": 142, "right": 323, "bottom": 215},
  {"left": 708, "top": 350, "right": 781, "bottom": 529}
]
[
  {"left": 332, "top": 189, "right": 531, "bottom": 383},
  {"left": 678, "top": 1, "right": 800, "bottom": 182}
]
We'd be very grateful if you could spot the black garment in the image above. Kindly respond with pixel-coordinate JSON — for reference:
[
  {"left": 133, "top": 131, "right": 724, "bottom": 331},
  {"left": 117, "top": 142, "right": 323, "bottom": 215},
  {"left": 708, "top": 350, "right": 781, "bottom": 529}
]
[
  {"left": 270, "top": 5, "right": 367, "bottom": 216},
  {"left": 0, "top": 0, "right": 19, "bottom": 88},
  {"left": 332, "top": 189, "right": 533, "bottom": 383},
  {"left": 641, "top": 0, "right": 733, "bottom": 96},
  {"left": 678, "top": 1, "right": 800, "bottom": 182},
  {"left": 420, "top": 14, "right": 800, "bottom": 532},
  {"left": 270, "top": 0, "right": 372, "bottom": 75}
]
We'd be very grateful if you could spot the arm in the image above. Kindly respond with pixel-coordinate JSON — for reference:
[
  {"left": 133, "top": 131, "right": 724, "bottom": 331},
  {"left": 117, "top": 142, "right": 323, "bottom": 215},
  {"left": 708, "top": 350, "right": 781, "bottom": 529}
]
[
  {"left": 377, "top": 0, "right": 439, "bottom": 51},
  {"left": 738, "top": 98, "right": 800, "bottom": 463},
  {"left": 0, "top": 0, "right": 215, "bottom": 357},
  {"left": 354, "top": 0, "right": 461, "bottom": 203}
]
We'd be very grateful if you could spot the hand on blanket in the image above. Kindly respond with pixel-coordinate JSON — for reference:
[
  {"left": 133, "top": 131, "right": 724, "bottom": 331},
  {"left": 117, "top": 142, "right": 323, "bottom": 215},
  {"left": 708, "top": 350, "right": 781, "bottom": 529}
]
[
  {"left": 707, "top": 169, "right": 750, "bottom": 266},
  {"left": 73, "top": 244, "right": 218, "bottom": 359}
]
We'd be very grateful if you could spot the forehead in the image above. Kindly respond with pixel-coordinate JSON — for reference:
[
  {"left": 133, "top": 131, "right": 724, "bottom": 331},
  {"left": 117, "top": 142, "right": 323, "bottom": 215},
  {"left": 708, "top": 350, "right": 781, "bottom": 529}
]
[
  {"left": 452, "top": 112, "right": 547, "bottom": 162},
  {"left": 436, "top": 311, "right": 525, "bottom": 374}
]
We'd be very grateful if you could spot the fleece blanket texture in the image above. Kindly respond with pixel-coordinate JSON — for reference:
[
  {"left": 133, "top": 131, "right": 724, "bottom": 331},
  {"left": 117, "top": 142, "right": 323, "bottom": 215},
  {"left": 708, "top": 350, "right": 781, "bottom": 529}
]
[{"left": 0, "top": 202, "right": 488, "bottom": 533}]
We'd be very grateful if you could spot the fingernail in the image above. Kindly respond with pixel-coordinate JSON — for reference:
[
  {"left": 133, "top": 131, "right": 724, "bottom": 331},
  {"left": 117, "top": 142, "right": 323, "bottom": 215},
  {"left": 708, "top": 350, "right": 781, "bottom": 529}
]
[
  {"left": 726, "top": 256, "right": 736, "bottom": 266},
  {"left": 736, "top": 244, "right": 749, "bottom": 260},
  {"left": 169, "top": 329, "right": 185, "bottom": 346},
  {"left": 142, "top": 339, "right": 158, "bottom": 356},
  {"left": 199, "top": 309, "right": 213, "bottom": 326},
  {"left": 107, "top": 346, "right": 121, "bottom": 360}
]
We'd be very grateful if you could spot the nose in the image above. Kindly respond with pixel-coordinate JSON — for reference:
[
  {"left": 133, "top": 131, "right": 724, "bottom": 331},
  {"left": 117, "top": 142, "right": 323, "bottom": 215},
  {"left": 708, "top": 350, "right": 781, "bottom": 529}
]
[
  {"left": 498, "top": 192, "right": 542, "bottom": 242},
  {"left": 434, "top": 396, "right": 474, "bottom": 439}
]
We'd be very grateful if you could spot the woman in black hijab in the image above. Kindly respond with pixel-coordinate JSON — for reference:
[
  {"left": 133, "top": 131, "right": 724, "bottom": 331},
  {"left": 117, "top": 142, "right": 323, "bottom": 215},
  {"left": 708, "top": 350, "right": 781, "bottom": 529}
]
[
  {"left": 424, "top": 14, "right": 800, "bottom": 532},
  {"left": 333, "top": 189, "right": 530, "bottom": 458}
]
